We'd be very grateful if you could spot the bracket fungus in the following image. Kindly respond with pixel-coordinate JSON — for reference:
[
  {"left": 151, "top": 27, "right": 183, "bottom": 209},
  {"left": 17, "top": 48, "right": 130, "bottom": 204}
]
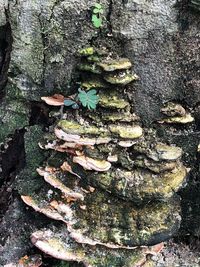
[
  {"left": 158, "top": 102, "right": 194, "bottom": 124},
  {"left": 19, "top": 47, "right": 189, "bottom": 266}
]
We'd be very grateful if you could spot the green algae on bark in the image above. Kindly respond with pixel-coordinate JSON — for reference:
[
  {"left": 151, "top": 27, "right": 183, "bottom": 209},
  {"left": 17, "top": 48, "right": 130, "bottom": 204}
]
[
  {"left": 15, "top": 126, "right": 47, "bottom": 196},
  {"left": 0, "top": 100, "right": 29, "bottom": 142}
]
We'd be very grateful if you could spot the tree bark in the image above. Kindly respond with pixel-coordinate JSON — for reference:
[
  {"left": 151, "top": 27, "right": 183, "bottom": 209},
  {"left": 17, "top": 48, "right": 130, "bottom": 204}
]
[{"left": 0, "top": 0, "right": 200, "bottom": 266}]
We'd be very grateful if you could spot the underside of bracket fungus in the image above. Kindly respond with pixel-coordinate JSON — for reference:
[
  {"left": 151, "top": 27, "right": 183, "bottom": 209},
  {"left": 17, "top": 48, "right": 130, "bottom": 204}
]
[{"left": 19, "top": 47, "right": 188, "bottom": 266}]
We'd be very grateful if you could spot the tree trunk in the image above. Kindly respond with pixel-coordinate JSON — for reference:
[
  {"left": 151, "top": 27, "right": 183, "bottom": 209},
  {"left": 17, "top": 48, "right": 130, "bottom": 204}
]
[{"left": 0, "top": 0, "right": 200, "bottom": 266}]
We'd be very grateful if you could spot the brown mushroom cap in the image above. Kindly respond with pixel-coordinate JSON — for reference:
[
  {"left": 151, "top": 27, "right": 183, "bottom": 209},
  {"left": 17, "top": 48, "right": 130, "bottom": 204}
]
[{"left": 41, "top": 94, "right": 65, "bottom": 106}]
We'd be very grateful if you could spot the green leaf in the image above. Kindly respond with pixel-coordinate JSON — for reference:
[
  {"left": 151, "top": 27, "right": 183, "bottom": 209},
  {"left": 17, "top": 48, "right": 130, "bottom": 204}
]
[
  {"left": 94, "top": 3, "right": 102, "bottom": 9},
  {"left": 78, "top": 89, "right": 99, "bottom": 110},
  {"left": 72, "top": 103, "right": 79, "bottom": 109},
  {"left": 98, "top": 9, "right": 104, "bottom": 14},
  {"left": 92, "top": 14, "right": 98, "bottom": 22},
  {"left": 87, "top": 89, "right": 97, "bottom": 96},
  {"left": 92, "top": 15, "right": 102, "bottom": 28},
  {"left": 93, "top": 8, "right": 100, "bottom": 13},
  {"left": 64, "top": 99, "right": 76, "bottom": 106}
]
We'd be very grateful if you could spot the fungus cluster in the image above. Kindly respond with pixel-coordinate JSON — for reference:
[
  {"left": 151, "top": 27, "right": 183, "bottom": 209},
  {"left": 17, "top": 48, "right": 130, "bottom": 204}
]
[
  {"left": 17, "top": 48, "right": 188, "bottom": 266},
  {"left": 158, "top": 102, "right": 194, "bottom": 124}
]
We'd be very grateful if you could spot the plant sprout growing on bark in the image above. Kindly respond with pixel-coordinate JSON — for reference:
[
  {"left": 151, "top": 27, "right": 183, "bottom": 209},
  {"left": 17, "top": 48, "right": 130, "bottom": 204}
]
[
  {"left": 77, "top": 89, "right": 99, "bottom": 110},
  {"left": 41, "top": 89, "right": 99, "bottom": 110},
  {"left": 92, "top": 3, "right": 104, "bottom": 28}
]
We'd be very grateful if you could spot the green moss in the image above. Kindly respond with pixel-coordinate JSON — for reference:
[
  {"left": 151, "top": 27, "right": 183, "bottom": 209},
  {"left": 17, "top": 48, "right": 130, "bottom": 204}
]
[
  {"left": 79, "top": 47, "right": 94, "bottom": 56},
  {"left": 87, "top": 55, "right": 101, "bottom": 62},
  {"left": 0, "top": 100, "right": 29, "bottom": 142},
  {"left": 15, "top": 126, "right": 47, "bottom": 195}
]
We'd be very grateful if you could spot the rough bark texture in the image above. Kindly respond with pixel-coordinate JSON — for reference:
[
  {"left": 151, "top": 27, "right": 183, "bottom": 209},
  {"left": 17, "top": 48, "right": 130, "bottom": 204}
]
[{"left": 0, "top": 0, "right": 200, "bottom": 266}]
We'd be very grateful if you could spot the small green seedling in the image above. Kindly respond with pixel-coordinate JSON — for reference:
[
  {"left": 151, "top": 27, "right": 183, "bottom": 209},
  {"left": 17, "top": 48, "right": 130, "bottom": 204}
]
[
  {"left": 92, "top": 3, "right": 104, "bottom": 28},
  {"left": 78, "top": 89, "right": 99, "bottom": 110},
  {"left": 64, "top": 99, "right": 79, "bottom": 109}
]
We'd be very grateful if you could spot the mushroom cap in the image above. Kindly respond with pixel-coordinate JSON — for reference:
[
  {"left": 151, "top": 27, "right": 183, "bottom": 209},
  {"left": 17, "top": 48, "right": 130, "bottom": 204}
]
[{"left": 41, "top": 94, "right": 64, "bottom": 106}]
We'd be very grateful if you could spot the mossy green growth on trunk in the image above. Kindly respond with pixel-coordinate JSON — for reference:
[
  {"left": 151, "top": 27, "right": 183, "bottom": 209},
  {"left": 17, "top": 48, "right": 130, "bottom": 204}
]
[
  {"left": 0, "top": 100, "right": 29, "bottom": 142},
  {"left": 15, "top": 126, "right": 47, "bottom": 195}
]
